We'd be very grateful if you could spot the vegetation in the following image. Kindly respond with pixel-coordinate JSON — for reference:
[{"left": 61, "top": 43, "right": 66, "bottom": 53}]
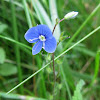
[{"left": 0, "top": 0, "right": 100, "bottom": 100}]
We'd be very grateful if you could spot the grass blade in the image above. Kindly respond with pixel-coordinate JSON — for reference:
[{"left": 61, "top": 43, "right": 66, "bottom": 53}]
[
  {"left": 10, "top": 0, "right": 24, "bottom": 94},
  {"left": 32, "top": 0, "right": 53, "bottom": 29},
  {"left": 0, "top": 35, "right": 32, "bottom": 50},
  {"left": 22, "top": 0, "right": 32, "bottom": 28},
  {"left": 91, "top": 50, "right": 100, "bottom": 85},
  {"left": 0, "top": 92, "right": 47, "bottom": 100}
]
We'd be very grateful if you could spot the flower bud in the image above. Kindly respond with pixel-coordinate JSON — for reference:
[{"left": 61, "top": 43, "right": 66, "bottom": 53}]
[{"left": 64, "top": 11, "right": 78, "bottom": 20}]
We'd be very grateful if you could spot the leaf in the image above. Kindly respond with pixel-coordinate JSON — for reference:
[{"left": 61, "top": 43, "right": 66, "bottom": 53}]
[
  {"left": 0, "top": 47, "right": 6, "bottom": 64},
  {"left": 72, "top": 80, "right": 85, "bottom": 100},
  {"left": 0, "top": 63, "right": 17, "bottom": 76},
  {"left": 0, "top": 23, "right": 8, "bottom": 33}
]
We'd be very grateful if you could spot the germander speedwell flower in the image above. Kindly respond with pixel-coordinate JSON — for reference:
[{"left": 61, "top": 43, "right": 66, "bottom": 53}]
[{"left": 25, "top": 25, "right": 57, "bottom": 55}]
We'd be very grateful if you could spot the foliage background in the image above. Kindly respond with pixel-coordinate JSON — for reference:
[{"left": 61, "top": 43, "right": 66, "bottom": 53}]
[{"left": 0, "top": 0, "right": 100, "bottom": 100}]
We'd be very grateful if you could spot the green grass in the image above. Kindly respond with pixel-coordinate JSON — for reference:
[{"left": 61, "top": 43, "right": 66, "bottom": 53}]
[
  {"left": 10, "top": 0, "right": 24, "bottom": 94},
  {"left": 0, "top": 0, "right": 100, "bottom": 100}
]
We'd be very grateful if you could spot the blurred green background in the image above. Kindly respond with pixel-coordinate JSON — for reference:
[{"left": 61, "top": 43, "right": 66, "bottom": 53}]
[{"left": 0, "top": 0, "right": 100, "bottom": 100}]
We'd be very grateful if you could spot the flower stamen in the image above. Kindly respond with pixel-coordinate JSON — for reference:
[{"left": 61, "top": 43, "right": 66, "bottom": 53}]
[{"left": 39, "top": 35, "right": 46, "bottom": 41}]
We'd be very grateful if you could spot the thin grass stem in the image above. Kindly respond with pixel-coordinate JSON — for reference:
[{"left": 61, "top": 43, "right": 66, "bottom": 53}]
[{"left": 0, "top": 35, "right": 32, "bottom": 50}]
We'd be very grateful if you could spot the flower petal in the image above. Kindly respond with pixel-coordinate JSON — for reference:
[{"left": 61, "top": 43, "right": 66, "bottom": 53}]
[
  {"left": 25, "top": 27, "right": 39, "bottom": 43},
  {"left": 36, "top": 25, "right": 53, "bottom": 38},
  {"left": 32, "top": 41, "right": 43, "bottom": 55},
  {"left": 44, "top": 36, "right": 57, "bottom": 53}
]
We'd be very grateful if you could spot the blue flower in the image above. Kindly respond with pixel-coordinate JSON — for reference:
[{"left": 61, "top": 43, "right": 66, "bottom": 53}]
[{"left": 25, "top": 25, "right": 57, "bottom": 55}]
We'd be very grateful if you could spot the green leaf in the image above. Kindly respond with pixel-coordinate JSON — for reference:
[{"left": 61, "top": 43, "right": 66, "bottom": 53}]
[
  {"left": 0, "top": 63, "right": 17, "bottom": 76},
  {"left": 0, "top": 47, "right": 6, "bottom": 64},
  {"left": 0, "top": 23, "right": 7, "bottom": 33},
  {"left": 72, "top": 80, "right": 85, "bottom": 100}
]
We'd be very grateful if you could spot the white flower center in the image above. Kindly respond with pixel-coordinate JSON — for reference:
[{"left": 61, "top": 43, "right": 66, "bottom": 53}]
[{"left": 39, "top": 35, "right": 46, "bottom": 41}]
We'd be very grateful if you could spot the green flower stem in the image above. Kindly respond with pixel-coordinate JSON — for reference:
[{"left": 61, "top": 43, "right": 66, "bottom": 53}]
[
  {"left": 6, "top": 26, "right": 100, "bottom": 94},
  {"left": 63, "top": 3, "right": 100, "bottom": 51},
  {"left": 52, "top": 53, "right": 56, "bottom": 81},
  {"left": 52, "top": 18, "right": 65, "bottom": 34},
  {"left": 52, "top": 53, "right": 56, "bottom": 100}
]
